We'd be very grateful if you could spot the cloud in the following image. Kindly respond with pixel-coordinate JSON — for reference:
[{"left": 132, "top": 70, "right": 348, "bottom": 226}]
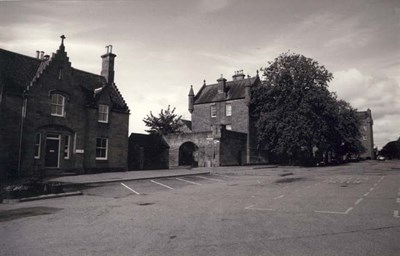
[
  {"left": 198, "top": 0, "right": 232, "bottom": 13},
  {"left": 330, "top": 68, "right": 400, "bottom": 147}
]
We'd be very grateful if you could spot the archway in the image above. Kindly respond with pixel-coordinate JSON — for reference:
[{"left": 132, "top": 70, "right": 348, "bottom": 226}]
[{"left": 178, "top": 142, "right": 199, "bottom": 167}]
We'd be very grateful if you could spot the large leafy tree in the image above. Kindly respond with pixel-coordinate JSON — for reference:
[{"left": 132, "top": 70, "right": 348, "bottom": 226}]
[
  {"left": 380, "top": 137, "right": 400, "bottom": 159},
  {"left": 251, "top": 52, "right": 362, "bottom": 165},
  {"left": 143, "top": 105, "right": 183, "bottom": 135}
]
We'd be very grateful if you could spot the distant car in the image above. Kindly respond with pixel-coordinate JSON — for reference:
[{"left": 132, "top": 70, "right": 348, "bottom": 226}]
[{"left": 377, "top": 155, "right": 386, "bottom": 161}]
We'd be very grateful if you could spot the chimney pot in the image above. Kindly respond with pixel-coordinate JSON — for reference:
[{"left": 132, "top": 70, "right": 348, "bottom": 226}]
[
  {"left": 232, "top": 70, "right": 245, "bottom": 81},
  {"left": 40, "top": 51, "right": 45, "bottom": 60},
  {"left": 36, "top": 51, "right": 40, "bottom": 59}
]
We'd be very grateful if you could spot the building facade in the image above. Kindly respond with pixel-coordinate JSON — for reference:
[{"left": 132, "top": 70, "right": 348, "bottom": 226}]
[
  {"left": 0, "top": 36, "right": 129, "bottom": 178},
  {"left": 357, "top": 109, "right": 374, "bottom": 159},
  {"left": 164, "top": 70, "right": 264, "bottom": 168}
]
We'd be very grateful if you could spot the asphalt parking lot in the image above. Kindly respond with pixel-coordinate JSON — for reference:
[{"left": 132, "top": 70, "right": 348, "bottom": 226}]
[
  {"left": 83, "top": 175, "right": 229, "bottom": 198},
  {"left": 1, "top": 161, "right": 400, "bottom": 256}
]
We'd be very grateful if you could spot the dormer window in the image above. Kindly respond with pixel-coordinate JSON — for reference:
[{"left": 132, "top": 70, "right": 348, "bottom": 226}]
[
  {"left": 98, "top": 104, "right": 109, "bottom": 123},
  {"left": 51, "top": 94, "right": 65, "bottom": 117}
]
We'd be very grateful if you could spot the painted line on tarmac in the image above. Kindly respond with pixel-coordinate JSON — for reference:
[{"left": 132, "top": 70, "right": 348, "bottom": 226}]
[
  {"left": 314, "top": 207, "right": 353, "bottom": 215},
  {"left": 151, "top": 180, "right": 174, "bottom": 190},
  {"left": 314, "top": 210, "right": 348, "bottom": 215},
  {"left": 121, "top": 183, "right": 140, "bottom": 195},
  {"left": 364, "top": 192, "right": 370, "bottom": 197},
  {"left": 394, "top": 210, "right": 400, "bottom": 218},
  {"left": 245, "top": 205, "right": 275, "bottom": 211},
  {"left": 345, "top": 207, "right": 353, "bottom": 214},
  {"left": 196, "top": 176, "right": 225, "bottom": 182},
  {"left": 274, "top": 195, "right": 284, "bottom": 200},
  {"left": 355, "top": 198, "right": 363, "bottom": 205},
  {"left": 176, "top": 178, "right": 202, "bottom": 186}
]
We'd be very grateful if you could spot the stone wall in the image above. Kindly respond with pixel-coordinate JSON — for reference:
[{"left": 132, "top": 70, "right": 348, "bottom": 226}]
[
  {"left": 164, "top": 131, "right": 218, "bottom": 168},
  {"left": 220, "top": 130, "right": 247, "bottom": 166}
]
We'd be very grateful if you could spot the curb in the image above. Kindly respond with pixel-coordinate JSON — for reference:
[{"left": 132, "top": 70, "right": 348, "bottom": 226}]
[
  {"left": 2, "top": 191, "right": 83, "bottom": 204},
  {"left": 63, "top": 171, "right": 212, "bottom": 186}
]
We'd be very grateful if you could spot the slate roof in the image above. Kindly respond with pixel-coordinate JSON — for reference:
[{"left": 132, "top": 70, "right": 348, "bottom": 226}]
[
  {"left": 0, "top": 49, "right": 42, "bottom": 94},
  {"left": 0, "top": 48, "right": 129, "bottom": 112},
  {"left": 194, "top": 76, "right": 260, "bottom": 104}
]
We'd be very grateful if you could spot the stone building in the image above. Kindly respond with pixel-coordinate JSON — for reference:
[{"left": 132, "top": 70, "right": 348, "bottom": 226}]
[
  {"left": 164, "top": 70, "right": 263, "bottom": 168},
  {"left": 357, "top": 109, "right": 374, "bottom": 159},
  {"left": 0, "top": 36, "right": 129, "bottom": 178}
]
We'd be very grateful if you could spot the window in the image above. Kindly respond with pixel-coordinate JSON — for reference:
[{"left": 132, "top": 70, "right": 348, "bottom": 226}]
[
  {"left": 226, "top": 124, "right": 232, "bottom": 130},
  {"left": 225, "top": 103, "right": 232, "bottom": 116},
  {"left": 211, "top": 105, "right": 216, "bottom": 118},
  {"left": 58, "top": 68, "right": 63, "bottom": 80},
  {"left": 96, "top": 138, "right": 108, "bottom": 160},
  {"left": 98, "top": 104, "right": 109, "bottom": 123},
  {"left": 34, "top": 133, "right": 41, "bottom": 159},
  {"left": 51, "top": 94, "right": 65, "bottom": 117},
  {"left": 64, "top": 135, "right": 70, "bottom": 159}
]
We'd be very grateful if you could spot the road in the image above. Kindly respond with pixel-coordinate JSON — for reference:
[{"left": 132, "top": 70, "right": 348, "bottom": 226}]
[{"left": 1, "top": 161, "right": 400, "bottom": 255}]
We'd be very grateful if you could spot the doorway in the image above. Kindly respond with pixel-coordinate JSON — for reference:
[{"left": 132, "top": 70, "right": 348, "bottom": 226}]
[{"left": 45, "top": 134, "right": 60, "bottom": 168}]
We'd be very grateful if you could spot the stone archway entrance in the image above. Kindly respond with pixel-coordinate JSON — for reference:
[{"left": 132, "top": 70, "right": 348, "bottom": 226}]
[{"left": 179, "top": 142, "right": 198, "bottom": 167}]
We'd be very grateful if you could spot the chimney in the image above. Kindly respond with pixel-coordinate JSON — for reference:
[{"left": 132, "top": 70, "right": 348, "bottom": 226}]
[
  {"left": 36, "top": 51, "right": 40, "bottom": 59},
  {"left": 40, "top": 51, "right": 44, "bottom": 60},
  {"left": 101, "top": 45, "right": 116, "bottom": 84},
  {"left": 217, "top": 74, "right": 226, "bottom": 94},
  {"left": 232, "top": 70, "right": 245, "bottom": 81}
]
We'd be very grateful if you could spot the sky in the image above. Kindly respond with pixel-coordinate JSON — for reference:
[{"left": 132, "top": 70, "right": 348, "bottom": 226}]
[{"left": 0, "top": 0, "right": 399, "bottom": 149}]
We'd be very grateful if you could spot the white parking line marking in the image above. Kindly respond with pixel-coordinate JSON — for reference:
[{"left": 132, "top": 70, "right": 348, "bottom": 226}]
[
  {"left": 151, "top": 180, "right": 174, "bottom": 190},
  {"left": 196, "top": 176, "right": 225, "bottom": 182},
  {"left": 245, "top": 205, "right": 275, "bottom": 211},
  {"left": 314, "top": 210, "right": 348, "bottom": 215},
  {"left": 121, "top": 183, "right": 140, "bottom": 195},
  {"left": 274, "top": 195, "right": 284, "bottom": 200},
  {"left": 394, "top": 210, "right": 400, "bottom": 218},
  {"left": 176, "top": 177, "right": 202, "bottom": 186},
  {"left": 315, "top": 207, "right": 353, "bottom": 215},
  {"left": 355, "top": 198, "right": 363, "bottom": 205},
  {"left": 364, "top": 192, "right": 370, "bottom": 197},
  {"left": 370, "top": 187, "right": 374, "bottom": 191}
]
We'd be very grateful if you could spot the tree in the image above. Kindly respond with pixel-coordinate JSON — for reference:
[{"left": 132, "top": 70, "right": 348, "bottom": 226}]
[
  {"left": 380, "top": 137, "right": 400, "bottom": 159},
  {"left": 143, "top": 105, "right": 183, "bottom": 135},
  {"left": 251, "top": 52, "right": 362, "bottom": 165}
]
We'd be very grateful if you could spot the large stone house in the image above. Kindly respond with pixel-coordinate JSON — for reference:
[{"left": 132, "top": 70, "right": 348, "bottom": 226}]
[
  {"left": 164, "top": 70, "right": 264, "bottom": 168},
  {"left": 357, "top": 109, "right": 374, "bottom": 159},
  {"left": 0, "top": 36, "right": 129, "bottom": 178}
]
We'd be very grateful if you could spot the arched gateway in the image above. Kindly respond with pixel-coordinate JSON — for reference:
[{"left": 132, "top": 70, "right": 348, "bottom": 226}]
[{"left": 178, "top": 142, "right": 199, "bottom": 167}]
